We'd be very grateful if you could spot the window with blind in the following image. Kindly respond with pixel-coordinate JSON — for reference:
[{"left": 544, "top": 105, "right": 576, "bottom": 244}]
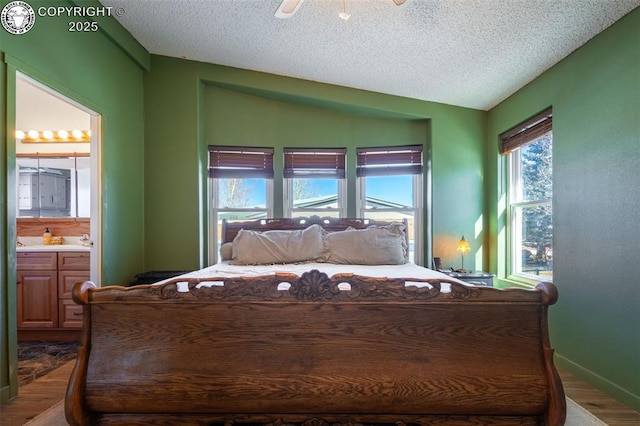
[
  {"left": 356, "top": 145, "right": 424, "bottom": 265},
  {"left": 208, "top": 146, "right": 274, "bottom": 263},
  {"left": 283, "top": 148, "right": 347, "bottom": 218},
  {"left": 499, "top": 108, "right": 553, "bottom": 281}
]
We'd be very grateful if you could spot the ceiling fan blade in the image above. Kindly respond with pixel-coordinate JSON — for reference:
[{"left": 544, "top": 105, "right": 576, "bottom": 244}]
[{"left": 275, "top": 0, "right": 305, "bottom": 18}]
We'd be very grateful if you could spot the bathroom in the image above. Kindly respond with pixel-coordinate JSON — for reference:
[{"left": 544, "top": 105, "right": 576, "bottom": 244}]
[{"left": 15, "top": 74, "right": 98, "bottom": 341}]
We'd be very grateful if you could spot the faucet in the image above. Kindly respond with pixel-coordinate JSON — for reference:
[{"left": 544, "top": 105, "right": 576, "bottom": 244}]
[{"left": 80, "top": 234, "right": 92, "bottom": 247}]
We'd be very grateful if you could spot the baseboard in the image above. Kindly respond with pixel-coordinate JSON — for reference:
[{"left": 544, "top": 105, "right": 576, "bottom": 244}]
[
  {"left": 0, "top": 384, "right": 14, "bottom": 404},
  {"left": 555, "top": 353, "right": 640, "bottom": 412},
  {"left": 18, "top": 329, "right": 80, "bottom": 341}
]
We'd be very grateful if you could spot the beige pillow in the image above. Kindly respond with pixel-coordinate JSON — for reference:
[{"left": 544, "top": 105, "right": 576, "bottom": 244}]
[
  {"left": 370, "top": 222, "right": 409, "bottom": 262},
  {"left": 219, "top": 242, "right": 233, "bottom": 261},
  {"left": 231, "top": 224, "right": 328, "bottom": 265},
  {"left": 323, "top": 224, "right": 407, "bottom": 265}
]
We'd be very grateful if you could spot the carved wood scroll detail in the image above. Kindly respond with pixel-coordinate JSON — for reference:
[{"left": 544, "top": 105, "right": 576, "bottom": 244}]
[
  {"left": 78, "top": 272, "right": 556, "bottom": 306},
  {"left": 153, "top": 269, "right": 450, "bottom": 302},
  {"left": 152, "top": 270, "right": 480, "bottom": 302}
]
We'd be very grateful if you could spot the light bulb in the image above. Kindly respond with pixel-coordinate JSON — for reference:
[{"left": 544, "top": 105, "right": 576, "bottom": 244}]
[
  {"left": 27, "top": 130, "right": 39, "bottom": 139},
  {"left": 71, "top": 129, "right": 83, "bottom": 139},
  {"left": 57, "top": 130, "right": 69, "bottom": 139},
  {"left": 15, "top": 130, "right": 25, "bottom": 139},
  {"left": 42, "top": 130, "right": 54, "bottom": 139}
]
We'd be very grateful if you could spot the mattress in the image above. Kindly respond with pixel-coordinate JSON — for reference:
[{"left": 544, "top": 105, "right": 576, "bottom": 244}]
[{"left": 161, "top": 261, "right": 468, "bottom": 292}]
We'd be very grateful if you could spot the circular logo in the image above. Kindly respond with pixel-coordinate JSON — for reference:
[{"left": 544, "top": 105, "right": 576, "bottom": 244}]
[{"left": 1, "top": 1, "right": 35, "bottom": 35}]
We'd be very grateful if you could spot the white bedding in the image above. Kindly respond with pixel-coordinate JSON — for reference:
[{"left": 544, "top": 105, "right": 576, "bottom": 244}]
[{"left": 160, "top": 261, "right": 468, "bottom": 292}]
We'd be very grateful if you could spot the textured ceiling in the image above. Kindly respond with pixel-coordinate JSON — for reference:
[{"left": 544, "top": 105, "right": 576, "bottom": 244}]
[{"left": 99, "top": 0, "right": 639, "bottom": 110}]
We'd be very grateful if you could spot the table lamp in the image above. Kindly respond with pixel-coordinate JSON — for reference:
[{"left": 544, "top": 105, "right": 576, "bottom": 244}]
[{"left": 456, "top": 236, "right": 471, "bottom": 272}]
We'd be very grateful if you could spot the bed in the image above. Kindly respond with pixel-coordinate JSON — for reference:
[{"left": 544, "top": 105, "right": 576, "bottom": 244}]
[{"left": 65, "top": 216, "right": 566, "bottom": 425}]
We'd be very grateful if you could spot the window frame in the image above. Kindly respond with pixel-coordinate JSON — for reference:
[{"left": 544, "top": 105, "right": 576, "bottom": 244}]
[
  {"left": 355, "top": 145, "right": 424, "bottom": 265},
  {"left": 208, "top": 178, "right": 274, "bottom": 265},
  {"left": 208, "top": 146, "right": 275, "bottom": 265},
  {"left": 282, "top": 148, "right": 347, "bottom": 218},
  {"left": 500, "top": 109, "right": 553, "bottom": 283}
]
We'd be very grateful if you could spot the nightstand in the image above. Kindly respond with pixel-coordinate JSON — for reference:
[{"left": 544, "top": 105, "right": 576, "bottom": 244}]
[{"left": 444, "top": 271, "right": 494, "bottom": 287}]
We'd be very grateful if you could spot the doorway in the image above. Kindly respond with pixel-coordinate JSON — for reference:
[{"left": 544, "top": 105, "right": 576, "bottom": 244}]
[{"left": 15, "top": 73, "right": 101, "bottom": 284}]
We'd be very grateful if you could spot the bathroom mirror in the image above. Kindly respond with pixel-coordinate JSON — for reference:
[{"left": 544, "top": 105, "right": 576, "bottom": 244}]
[{"left": 16, "top": 155, "right": 90, "bottom": 218}]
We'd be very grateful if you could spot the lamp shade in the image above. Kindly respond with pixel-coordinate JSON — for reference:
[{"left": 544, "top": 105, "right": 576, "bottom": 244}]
[{"left": 457, "top": 236, "right": 471, "bottom": 254}]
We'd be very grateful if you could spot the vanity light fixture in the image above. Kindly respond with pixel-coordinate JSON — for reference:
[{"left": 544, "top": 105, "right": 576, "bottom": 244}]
[{"left": 15, "top": 129, "right": 91, "bottom": 143}]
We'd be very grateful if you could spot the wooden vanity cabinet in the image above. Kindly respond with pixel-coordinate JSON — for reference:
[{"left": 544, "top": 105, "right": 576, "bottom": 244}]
[
  {"left": 16, "top": 252, "right": 58, "bottom": 328},
  {"left": 17, "top": 251, "right": 89, "bottom": 334},
  {"left": 58, "top": 252, "right": 90, "bottom": 328}
]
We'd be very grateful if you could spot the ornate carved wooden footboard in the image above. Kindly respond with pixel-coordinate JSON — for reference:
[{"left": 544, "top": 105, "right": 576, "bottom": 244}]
[{"left": 65, "top": 271, "right": 565, "bottom": 425}]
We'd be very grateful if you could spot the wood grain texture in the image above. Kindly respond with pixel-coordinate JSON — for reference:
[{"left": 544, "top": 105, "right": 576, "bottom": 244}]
[
  {"left": 66, "top": 270, "right": 565, "bottom": 425},
  {"left": 17, "top": 217, "right": 90, "bottom": 237},
  {"left": 4, "top": 365, "right": 636, "bottom": 426}
]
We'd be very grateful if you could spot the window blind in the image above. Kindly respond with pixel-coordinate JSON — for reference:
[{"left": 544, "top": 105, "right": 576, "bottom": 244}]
[
  {"left": 499, "top": 108, "right": 552, "bottom": 155},
  {"left": 356, "top": 145, "right": 423, "bottom": 177},
  {"left": 283, "top": 148, "right": 346, "bottom": 179},
  {"left": 208, "top": 146, "right": 274, "bottom": 178}
]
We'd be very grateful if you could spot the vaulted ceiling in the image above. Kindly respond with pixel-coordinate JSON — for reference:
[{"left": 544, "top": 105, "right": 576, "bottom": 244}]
[{"left": 99, "top": 0, "right": 639, "bottom": 110}]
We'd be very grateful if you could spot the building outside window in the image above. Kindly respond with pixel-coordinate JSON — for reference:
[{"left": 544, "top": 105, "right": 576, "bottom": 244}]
[
  {"left": 283, "top": 148, "right": 347, "bottom": 218},
  {"left": 356, "top": 145, "right": 424, "bottom": 265},
  {"left": 500, "top": 108, "right": 553, "bottom": 281},
  {"left": 208, "top": 146, "right": 274, "bottom": 263}
]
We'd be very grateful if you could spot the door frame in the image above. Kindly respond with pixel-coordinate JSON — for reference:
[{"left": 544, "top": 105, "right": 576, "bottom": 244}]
[{"left": 15, "top": 71, "right": 102, "bottom": 284}]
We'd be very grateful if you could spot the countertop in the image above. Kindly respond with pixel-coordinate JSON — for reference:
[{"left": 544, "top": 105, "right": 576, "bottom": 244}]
[
  {"left": 16, "top": 236, "right": 91, "bottom": 252},
  {"left": 17, "top": 244, "right": 90, "bottom": 252}
]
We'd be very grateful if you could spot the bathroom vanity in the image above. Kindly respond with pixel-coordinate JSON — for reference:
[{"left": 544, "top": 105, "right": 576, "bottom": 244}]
[{"left": 17, "top": 245, "right": 89, "bottom": 340}]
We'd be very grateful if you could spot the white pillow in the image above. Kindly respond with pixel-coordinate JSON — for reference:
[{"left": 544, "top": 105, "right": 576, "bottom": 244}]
[
  {"left": 323, "top": 224, "right": 407, "bottom": 265},
  {"left": 231, "top": 224, "right": 328, "bottom": 265}
]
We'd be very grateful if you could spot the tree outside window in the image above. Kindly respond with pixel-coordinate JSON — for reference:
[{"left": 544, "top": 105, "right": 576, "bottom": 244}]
[{"left": 512, "top": 136, "right": 553, "bottom": 280}]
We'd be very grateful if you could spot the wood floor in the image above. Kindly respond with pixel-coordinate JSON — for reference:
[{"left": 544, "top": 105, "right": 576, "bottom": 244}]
[{"left": 1, "top": 362, "right": 639, "bottom": 425}]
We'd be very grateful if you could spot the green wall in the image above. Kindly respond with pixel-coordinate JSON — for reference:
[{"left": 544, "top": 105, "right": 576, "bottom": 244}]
[
  {"left": 487, "top": 8, "right": 640, "bottom": 410},
  {"left": 143, "top": 55, "right": 486, "bottom": 272},
  {"left": 0, "top": 0, "right": 147, "bottom": 402}
]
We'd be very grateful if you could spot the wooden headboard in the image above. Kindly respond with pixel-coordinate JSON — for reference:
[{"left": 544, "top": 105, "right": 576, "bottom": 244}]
[{"left": 221, "top": 216, "right": 409, "bottom": 245}]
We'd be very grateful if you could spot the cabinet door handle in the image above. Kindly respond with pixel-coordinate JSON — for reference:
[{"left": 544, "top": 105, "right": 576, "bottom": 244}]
[
  {"left": 73, "top": 312, "right": 83, "bottom": 317},
  {"left": 17, "top": 281, "right": 20, "bottom": 286}
]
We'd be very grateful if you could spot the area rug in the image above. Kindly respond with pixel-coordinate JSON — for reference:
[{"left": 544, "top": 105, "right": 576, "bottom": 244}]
[
  {"left": 24, "top": 397, "right": 607, "bottom": 426},
  {"left": 18, "top": 340, "right": 79, "bottom": 387}
]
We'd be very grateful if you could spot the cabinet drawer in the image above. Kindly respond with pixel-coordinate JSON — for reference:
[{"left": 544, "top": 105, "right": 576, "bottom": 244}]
[
  {"left": 59, "top": 270, "right": 91, "bottom": 298},
  {"left": 17, "top": 252, "right": 57, "bottom": 270},
  {"left": 59, "top": 299, "right": 83, "bottom": 329},
  {"left": 58, "top": 251, "right": 90, "bottom": 270}
]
